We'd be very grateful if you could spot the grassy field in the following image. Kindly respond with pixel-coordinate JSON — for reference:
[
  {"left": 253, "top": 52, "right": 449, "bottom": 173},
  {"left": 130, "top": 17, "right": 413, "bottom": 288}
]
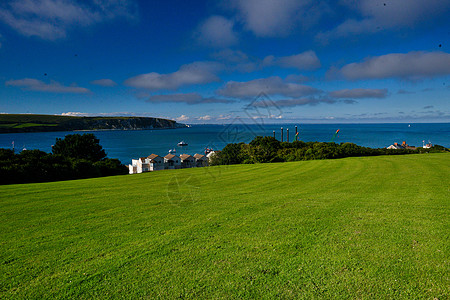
[{"left": 0, "top": 154, "right": 449, "bottom": 299}]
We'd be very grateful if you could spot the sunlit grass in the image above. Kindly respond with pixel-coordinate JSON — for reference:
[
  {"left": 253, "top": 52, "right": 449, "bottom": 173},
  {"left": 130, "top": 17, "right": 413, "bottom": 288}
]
[{"left": 0, "top": 154, "right": 449, "bottom": 298}]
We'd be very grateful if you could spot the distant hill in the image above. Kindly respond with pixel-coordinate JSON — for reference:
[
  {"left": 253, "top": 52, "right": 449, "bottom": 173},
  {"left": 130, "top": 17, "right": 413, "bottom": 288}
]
[{"left": 0, "top": 114, "right": 185, "bottom": 133}]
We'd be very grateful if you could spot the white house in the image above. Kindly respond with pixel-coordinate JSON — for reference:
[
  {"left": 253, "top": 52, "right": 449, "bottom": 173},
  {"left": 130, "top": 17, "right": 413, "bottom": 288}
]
[
  {"left": 193, "top": 153, "right": 208, "bottom": 167},
  {"left": 164, "top": 153, "right": 181, "bottom": 169},
  {"left": 129, "top": 157, "right": 150, "bottom": 174},
  {"left": 180, "top": 154, "right": 195, "bottom": 168}
]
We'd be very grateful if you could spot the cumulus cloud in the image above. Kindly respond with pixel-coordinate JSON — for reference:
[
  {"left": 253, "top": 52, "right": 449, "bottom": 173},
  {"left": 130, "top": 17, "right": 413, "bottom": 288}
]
[
  {"left": 125, "top": 61, "right": 223, "bottom": 91},
  {"left": 197, "top": 115, "right": 212, "bottom": 121},
  {"left": 332, "top": 51, "right": 450, "bottom": 80},
  {"left": 231, "top": 0, "right": 309, "bottom": 37},
  {"left": 176, "top": 115, "right": 189, "bottom": 122},
  {"left": 265, "top": 50, "right": 321, "bottom": 70},
  {"left": 329, "top": 88, "right": 388, "bottom": 99},
  {"left": 6, "top": 78, "right": 90, "bottom": 93},
  {"left": 194, "top": 15, "right": 238, "bottom": 48},
  {"left": 217, "top": 76, "right": 320, "bottom": 99},
  {"left": 90, "top": 78, "right": 117, "bottom": 87},
  {"left": 61, "top": 112, "right": 90, "bottom": 116},
  {"left": 211, "top": 49, "right": 320, "bottom": 73},
  {"left": 147, "top": 93, "right": 234, "bottom": 105},
  {"left": 0, "top": 0, "right": 137, "bottom": 40},
  {"left": 319, "top": 0, "right": 450, "bottom": 40},
  {"left": 250, "top": 97, "right": 336, "bottom": 108}
]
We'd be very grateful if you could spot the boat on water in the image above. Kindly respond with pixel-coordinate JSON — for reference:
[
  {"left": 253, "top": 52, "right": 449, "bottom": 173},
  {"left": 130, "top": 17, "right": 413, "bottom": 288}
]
[{"left": 177, "top": 141, "right": 188, "bottom": 146}]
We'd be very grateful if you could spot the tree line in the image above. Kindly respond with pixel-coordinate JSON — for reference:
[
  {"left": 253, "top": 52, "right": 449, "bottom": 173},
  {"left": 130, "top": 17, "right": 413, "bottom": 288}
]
[
  {"left": 209, "top": 136, "right": 449, "bottom": 166},
  {"left": 0, "top": 134, "right": 128, "bottom": 185}
]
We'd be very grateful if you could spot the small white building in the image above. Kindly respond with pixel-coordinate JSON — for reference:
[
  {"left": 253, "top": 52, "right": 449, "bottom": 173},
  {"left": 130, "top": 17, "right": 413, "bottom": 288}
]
[
  {"left": 164, "top": 153, "right": 181, "bottom": 169},
  {"left": 129, "top": 157, "right": 150, "bottom": 174},
  {"left": 180, "top": 154, "right": 195, "bottom": 168},
  {"left": 193, "top": 153, "right": 208, "bottom": 167}
]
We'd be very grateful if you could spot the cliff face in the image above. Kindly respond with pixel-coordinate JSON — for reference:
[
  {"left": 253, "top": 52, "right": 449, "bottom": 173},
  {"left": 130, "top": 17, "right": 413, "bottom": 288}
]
[
  {"left": 65, "top": 117, "right": 180, "bottom": 131},
  {"left": 0, "top": 115, "right": 185, "bottom": 133}
]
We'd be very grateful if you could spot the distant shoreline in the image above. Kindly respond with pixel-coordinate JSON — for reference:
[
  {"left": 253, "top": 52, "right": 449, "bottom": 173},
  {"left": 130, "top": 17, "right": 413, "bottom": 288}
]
[{"left": 0, "top": 114, "right": 185, "bottom": 134}]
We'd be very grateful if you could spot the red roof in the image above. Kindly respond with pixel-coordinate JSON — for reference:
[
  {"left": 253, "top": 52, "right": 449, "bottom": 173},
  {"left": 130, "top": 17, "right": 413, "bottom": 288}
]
[
  {"left": 148, "top": 153, "right": 159, "bottom": 159},
  {"left": 180, "top": 154, "right": 193, "bottom": 160},
  {"left": 164, "top": 153, "right": 177, "bottom": 159}
]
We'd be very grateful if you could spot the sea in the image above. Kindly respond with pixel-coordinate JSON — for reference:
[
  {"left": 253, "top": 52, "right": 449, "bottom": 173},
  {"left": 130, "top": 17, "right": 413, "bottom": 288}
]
[{"left": 0, "top": 123, "right": 448, "bottom": 164}]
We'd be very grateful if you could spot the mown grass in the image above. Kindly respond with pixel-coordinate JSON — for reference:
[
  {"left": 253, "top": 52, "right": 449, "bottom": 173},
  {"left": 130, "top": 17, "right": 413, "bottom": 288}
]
[{"left": 0, "top": 154, "right": 449, "bottom": 299}]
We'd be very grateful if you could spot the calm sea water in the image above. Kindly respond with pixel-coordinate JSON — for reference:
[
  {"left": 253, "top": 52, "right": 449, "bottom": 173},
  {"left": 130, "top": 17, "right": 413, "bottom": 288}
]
[{"left": 0, "top": 123, "right": 448, "bottom": 164}]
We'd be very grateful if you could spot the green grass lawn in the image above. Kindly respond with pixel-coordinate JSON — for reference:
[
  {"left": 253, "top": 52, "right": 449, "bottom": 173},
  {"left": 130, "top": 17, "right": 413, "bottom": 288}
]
[{"left": 1, "top": 154, "right": 449, "bottom": 299}]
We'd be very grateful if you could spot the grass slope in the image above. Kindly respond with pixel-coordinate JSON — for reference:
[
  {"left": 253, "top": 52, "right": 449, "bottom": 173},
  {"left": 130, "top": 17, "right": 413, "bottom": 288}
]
[
  {"left": 0, "top": 114, "right": 178, "bottom": 133},
  {"left": 0, "top": 154, "right": 449, "bottom": 299}
]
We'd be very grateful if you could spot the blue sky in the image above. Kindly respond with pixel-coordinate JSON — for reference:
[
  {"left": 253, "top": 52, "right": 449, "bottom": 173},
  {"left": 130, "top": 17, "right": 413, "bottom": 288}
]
[{"left": 0, "top": 0, "right": 449, "bottom": 124}]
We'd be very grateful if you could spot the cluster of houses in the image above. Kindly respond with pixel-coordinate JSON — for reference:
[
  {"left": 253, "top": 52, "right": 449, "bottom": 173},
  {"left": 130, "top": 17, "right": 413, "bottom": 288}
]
[
  {"left": 387, "top": 141, "right": 432, "bottom": 150},
  {"left": 128, "top": 152, "right": 215, "bottom": 174}
]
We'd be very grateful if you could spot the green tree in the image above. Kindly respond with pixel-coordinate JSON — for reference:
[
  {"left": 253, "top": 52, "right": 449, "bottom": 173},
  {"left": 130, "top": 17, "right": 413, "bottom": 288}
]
[{"left": 52, "top": 134, "right": 107, "bottom": 162}]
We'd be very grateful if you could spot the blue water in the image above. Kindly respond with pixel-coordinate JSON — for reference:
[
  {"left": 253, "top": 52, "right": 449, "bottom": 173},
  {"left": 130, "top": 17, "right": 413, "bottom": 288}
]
[{"left": 0, "top": 123, "right": 448, "bottom": 164}]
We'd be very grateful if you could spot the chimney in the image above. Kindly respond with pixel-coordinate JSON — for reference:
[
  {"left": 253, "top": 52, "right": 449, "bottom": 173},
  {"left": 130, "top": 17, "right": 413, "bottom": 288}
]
[
  {"left": 394, "top": 142, "right": 398, "bottom": 146},
  {"left": 402, "top": 141, "right": 406, "bottom": 146}
]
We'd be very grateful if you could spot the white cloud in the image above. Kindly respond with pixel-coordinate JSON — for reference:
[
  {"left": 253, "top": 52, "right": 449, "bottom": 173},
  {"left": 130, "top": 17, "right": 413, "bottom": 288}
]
[
  {"left": 176, "top": 115, "right": 189, "bottom": 122},
  {"left": 0, "top": 0, "right": 137, "bottom": 40},
  {"left": 194, "top": 15, "right": 238, "bottom": 48},
  {"left": 216, "top": 114, "right": 233, "bottom": 120},
  {"left": 90, "top": 78, "right": 117, "bottom": 87},
  {"left": 217, "top": 76, "right": 320, "bottom": 99},
  {"left": 250, "top": 97, "right": 336, "bottom": 108},
  {"left": 61, "top": 112, "right": 89, "bottom": 116},
  {"left": 125, "top": 61, "right": 222, "bottom": 91},
  {"left": 319, "top": 0, "right": 450, "bottom": 40},
  {"left": 212, "top": 49, "right": 320, "bottom": 72},
  {"left": 6, "top": 78, "right": 90, "bottom": 93},
  {"left": 147, "top": 93, "right": 234, "bottom": 105},
  {"left": 332, "top": 51, "right": 450, "bottom": 80},
  {"left": 232, "top": 0, "right": 308, "bottom": 37},
  {"left": 277, "top": 51, "right": 321, "bottom": 70},
  {"left": 329, "top": 88, "right": 388, "bottom": 99},
  {"left": 197, "top": 115, "right": 212, "bottom": 121}
]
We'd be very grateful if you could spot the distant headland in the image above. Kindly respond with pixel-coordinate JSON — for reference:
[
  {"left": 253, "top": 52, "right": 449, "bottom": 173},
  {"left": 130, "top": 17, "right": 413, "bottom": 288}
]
[{"left": 0, "top": 114, "right": 185, "bottom": 133}]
